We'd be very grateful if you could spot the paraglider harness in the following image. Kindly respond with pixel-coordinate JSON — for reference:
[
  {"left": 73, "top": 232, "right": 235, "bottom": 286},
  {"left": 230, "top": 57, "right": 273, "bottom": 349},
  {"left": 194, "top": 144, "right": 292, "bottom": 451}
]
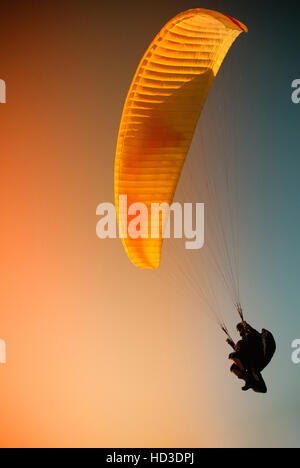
[{"left": 221, "top": 304, "right": 276, "bottom": 393}]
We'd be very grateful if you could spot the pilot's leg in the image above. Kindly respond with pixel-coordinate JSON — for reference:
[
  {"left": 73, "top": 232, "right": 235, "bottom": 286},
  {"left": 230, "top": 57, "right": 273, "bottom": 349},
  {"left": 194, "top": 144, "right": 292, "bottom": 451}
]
[
  {"left": 230, "top": 364, "right": 246, "bottom": 380},
  {"left": 229, "top": 346, "right": 246, "bottom": 373},
  {"left": 250, "top": 369, "right": 267, "bottom": 394}
]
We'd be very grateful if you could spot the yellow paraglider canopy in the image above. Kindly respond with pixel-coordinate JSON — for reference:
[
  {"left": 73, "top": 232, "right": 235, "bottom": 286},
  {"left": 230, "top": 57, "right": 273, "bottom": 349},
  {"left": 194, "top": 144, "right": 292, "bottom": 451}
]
[{"left": 114, "top": 8, "right": 247, "bottom": 269}]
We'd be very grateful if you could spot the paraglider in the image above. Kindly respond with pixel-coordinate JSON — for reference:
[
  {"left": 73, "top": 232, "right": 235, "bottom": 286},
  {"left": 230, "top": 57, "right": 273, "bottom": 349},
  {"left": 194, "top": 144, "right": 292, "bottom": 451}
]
[{"left": 114, "top": 8, "right": 276, "bottom": 394}]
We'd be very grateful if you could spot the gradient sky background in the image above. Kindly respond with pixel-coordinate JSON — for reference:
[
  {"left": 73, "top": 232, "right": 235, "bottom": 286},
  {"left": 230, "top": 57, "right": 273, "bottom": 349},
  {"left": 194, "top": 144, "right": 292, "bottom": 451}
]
[{"left": 0, "top": 0, "right": 299, "bottom": 448}]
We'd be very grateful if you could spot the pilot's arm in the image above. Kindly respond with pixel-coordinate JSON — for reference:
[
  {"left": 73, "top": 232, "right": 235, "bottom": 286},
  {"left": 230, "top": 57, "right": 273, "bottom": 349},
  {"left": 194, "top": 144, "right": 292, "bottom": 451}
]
[{"left": 226, "top": 338, "right": 236, "bottom": 350}]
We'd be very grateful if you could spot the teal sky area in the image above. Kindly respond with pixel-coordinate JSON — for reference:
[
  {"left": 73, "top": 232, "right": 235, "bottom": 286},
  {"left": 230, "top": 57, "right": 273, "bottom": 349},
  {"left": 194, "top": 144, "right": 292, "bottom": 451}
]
[{"left": 181, "top": 0, "right": 300, "bottom": 447}]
